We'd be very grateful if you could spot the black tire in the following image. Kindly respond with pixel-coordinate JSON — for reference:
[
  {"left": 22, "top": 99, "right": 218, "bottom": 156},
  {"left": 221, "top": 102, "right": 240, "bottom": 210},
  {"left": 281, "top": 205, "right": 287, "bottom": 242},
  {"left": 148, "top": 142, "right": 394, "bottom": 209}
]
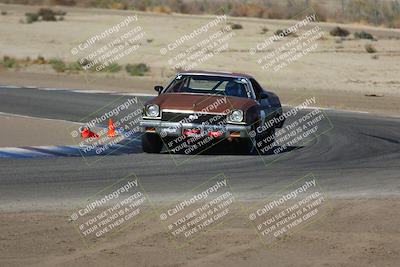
[
  {"left": 255, "top": 128, "right": 275, "bottom": 154},
  {"left": 237, "top": 138, "right": 255, "bottom": 154},
  {"left": 141, "top": 133, "right": 163, "bottom": 153}
]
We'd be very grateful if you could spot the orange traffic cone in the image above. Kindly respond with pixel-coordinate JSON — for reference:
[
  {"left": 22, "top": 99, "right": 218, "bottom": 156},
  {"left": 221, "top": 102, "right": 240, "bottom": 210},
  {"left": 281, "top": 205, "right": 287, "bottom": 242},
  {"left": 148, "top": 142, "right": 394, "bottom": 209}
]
[
  {"left": 107, "top": 118, "right": 115, "bottom": 137},
  {"left": 79, "top": 126, "right": 99, "bottom": 139}
]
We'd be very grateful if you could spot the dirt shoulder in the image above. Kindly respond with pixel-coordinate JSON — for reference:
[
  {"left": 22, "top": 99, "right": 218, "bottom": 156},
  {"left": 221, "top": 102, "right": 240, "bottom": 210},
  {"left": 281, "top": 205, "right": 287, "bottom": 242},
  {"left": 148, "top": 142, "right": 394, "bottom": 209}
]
[
  {"left": 0, "top": 113, "right": 78, "bottom": 147},
  {"left": 0, "top": 198, "right": 399, "bottom": 267},
  {"left": 0, "top": 5, "right": 399, "bottom": 116},
  {"left": 1, "top": 71, "right": 400, "bottom": 116}
]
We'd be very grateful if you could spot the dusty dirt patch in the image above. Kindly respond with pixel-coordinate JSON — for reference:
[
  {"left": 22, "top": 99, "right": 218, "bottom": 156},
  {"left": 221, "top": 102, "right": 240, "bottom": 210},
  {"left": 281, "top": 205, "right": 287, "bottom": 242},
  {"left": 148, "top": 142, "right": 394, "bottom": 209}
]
[{"left": 0, "top": 199, "right": 399, "bottom": 267}]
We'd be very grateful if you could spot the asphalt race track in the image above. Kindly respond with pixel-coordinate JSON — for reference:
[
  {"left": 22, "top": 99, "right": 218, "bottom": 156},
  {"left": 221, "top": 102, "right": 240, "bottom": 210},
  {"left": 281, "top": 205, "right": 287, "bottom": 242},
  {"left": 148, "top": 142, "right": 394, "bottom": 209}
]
[{"left": 0, "top": 86, "right": 399, "bottom": 210}]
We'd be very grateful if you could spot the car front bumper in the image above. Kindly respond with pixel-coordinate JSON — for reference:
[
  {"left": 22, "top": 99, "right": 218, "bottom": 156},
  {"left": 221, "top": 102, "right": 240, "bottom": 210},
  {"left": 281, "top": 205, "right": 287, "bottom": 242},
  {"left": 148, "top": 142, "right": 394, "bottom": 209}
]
[{"left": 139, "top": 120, "right": 252, "bottom": 138}]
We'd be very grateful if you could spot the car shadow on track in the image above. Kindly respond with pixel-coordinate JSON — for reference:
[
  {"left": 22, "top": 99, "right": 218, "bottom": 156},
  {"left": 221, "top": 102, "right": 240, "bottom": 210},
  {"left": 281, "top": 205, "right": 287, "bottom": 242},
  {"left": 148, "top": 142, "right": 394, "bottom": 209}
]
[
  {"left": 158, "top": 141, "right": 303, "bottom": 156},
  {"left": 114, "top": 139, "right": 303, "bottom": 156},
  {"left": 203, "top": 144, "right": 303, "bottom": 156}
]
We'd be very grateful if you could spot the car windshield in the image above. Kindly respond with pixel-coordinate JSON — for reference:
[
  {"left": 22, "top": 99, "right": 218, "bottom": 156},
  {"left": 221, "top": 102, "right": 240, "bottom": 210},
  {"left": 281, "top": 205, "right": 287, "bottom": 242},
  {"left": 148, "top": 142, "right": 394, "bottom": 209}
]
[{"left": 164, "top": 75, "right": 250, "bottom": 98}]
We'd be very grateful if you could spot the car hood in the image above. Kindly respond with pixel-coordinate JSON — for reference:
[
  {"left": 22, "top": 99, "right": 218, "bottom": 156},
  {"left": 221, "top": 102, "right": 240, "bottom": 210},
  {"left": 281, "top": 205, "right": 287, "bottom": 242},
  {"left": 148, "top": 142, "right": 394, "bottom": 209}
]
[{"left": 147, "top": 93, "right": 257, "bottom": 113}]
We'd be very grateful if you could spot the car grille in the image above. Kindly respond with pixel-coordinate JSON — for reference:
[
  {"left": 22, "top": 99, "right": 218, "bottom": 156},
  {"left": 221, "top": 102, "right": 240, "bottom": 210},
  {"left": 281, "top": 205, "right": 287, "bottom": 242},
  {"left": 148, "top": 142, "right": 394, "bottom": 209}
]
[{"left": 161, "top": 111, "right": 227, "bottom": 125}]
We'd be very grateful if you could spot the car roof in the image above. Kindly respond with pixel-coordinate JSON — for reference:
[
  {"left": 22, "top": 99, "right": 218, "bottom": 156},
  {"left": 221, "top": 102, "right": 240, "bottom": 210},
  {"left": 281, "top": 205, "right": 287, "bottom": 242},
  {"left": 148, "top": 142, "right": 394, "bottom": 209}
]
[{"left": 178, "top": 70, "right": 254, "bottom": 79}]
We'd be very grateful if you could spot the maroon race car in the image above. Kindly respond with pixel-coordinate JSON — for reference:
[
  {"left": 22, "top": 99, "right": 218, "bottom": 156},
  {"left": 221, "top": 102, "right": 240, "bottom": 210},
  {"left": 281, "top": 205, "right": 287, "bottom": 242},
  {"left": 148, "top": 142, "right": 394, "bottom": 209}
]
[{"left": 139, "top": 71, "right": 285, "bottom": 154}]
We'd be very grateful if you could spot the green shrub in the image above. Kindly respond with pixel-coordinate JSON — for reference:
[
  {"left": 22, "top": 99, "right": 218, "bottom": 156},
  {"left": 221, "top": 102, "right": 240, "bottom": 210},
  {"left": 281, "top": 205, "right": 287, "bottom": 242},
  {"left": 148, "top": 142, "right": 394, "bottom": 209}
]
[
  {"left": 38, "top": 8, "right": 57, "bottom": 21},
  {"left": 49, "top": 58, "right": 66, "bottom": 72},
  {"left": 68, "top": 61, "right": 84, "bottom": 72},
  {"left": 365, "top": 44, "right": 377, "bottom": 53},
  {"left": 1, "top": 56, "right": 17, "bottom": 68},
  {"left": 51, "top": 0, "right": 76, "bottom": 6},
  {"left": 330, "top": 27, "right": 350, "bottom": 37},
  {"left": 275, "top": 29, "right": 285, "bottom": 36},
  {"left": 354, "top": 31, "right": 374, "bottom": 40},
  {"left": 275, "top": 29, "right": 295, "bottom": 37},
  {"left": 25, "top": 12, "right": 39, "bottom": 24},
  {"left": 260, "top": 26, "right": 269, "bottom": 34},
  {"left": 230, "top": 23, "right": 243, "bottom": 30},
  {"left": 102, "top": 62, "right": 122, "bottom": 73},
  {"left": 33, "top": 55, "right": 47, "bottom": 64},
  {"left": 125, "top": 63, "right": 150, "bottom": 76},
  {"left": 1, "top": 10, "right": 7, "bottom": 16},
  {"left": 79, "top": 58, "right": 92, "bottom": 69},
  {"left": 25, "top": 8, "right": 65, "bottom": 23}
]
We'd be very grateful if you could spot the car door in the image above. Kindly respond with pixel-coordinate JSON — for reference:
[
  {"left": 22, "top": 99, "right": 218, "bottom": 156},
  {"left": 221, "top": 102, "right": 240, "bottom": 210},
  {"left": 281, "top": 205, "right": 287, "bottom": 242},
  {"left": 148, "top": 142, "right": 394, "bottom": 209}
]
[{"left": 249, "top": 78, "right": 272, "bottom": 127}]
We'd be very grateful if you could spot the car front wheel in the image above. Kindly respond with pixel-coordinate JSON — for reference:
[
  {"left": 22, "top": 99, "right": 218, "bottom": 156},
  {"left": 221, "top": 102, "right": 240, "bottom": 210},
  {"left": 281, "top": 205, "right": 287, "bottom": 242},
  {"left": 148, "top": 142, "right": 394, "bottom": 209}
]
[
  {"left": 255, "top": 127, "right": 275, "bottom": 154},
  {"left": 237, "top": 138, "right": 255, "bottom": 154},
  {"left": 141, "top": 133, "right": 163, "bottom": 153}
]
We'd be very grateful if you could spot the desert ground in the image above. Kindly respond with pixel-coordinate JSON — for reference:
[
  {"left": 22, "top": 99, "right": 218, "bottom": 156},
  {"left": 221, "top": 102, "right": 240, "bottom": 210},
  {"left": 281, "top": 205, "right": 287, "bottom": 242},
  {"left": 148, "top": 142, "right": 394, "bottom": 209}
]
[
  {"left": 0, "top": 113, "right": 78, "bottom": 147},
  {"left": 0, "top": 3, "right": 399, "bottom": 267},
  {"left": 0, "top": 4, "right": 399, "bottom": 115},
  {"left": 1, "top": 199, "right": 399, "bottom": 267}
]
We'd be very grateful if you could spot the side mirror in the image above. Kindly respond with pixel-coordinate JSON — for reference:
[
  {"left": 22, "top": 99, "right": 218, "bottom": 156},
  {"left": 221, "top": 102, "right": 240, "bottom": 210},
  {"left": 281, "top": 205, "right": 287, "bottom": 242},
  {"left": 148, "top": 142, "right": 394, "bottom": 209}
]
[
  {"left": 260, "top": 92, "right": 269, "bottom": 99},
  {"left": 154, "top": 85, "right": 163, "bottom": 94}
]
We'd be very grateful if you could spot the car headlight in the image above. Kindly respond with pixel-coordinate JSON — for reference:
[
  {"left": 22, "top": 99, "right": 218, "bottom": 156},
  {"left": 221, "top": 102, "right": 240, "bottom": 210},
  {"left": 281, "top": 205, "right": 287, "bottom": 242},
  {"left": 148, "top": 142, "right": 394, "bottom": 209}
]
[
  {"left": 146, "top": 104, "right": 160, "bottom": 117},
  {"left": 228, "top": 110, "right": 244, "bottom": 123}
]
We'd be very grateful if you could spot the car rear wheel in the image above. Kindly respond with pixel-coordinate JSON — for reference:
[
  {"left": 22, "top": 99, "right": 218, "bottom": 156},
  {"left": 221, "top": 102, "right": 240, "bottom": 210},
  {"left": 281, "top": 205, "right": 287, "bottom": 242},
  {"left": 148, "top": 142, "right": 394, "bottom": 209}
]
[{"left": 142, "top": 133, "right": 163, "bottom": 153}]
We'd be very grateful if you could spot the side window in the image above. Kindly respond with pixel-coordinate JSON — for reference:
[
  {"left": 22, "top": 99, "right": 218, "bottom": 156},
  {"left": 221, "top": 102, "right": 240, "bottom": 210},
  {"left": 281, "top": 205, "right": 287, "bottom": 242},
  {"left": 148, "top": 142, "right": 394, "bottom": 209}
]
[
  {"left": 250, "top": 78, "right": 263, "bottom": 99},
  {"left": 167, "top": 77, "right": 189, "bottom": 92}
]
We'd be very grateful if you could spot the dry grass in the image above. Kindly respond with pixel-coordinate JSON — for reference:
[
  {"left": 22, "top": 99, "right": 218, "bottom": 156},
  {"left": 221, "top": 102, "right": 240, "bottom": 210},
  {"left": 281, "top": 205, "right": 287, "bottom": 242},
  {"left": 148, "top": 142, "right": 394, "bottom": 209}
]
[
  {"left": 1, "top": 0, "right": 399, "bottom": 28},
  {"left": 330, "top": 26, "right": 350, "bottom": 37},
  {"left": 0, "top": 4, "right": 399, "bottom": 103},
  {"left": 365, "top": 43, "right": 377, "bottom": 53}
]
